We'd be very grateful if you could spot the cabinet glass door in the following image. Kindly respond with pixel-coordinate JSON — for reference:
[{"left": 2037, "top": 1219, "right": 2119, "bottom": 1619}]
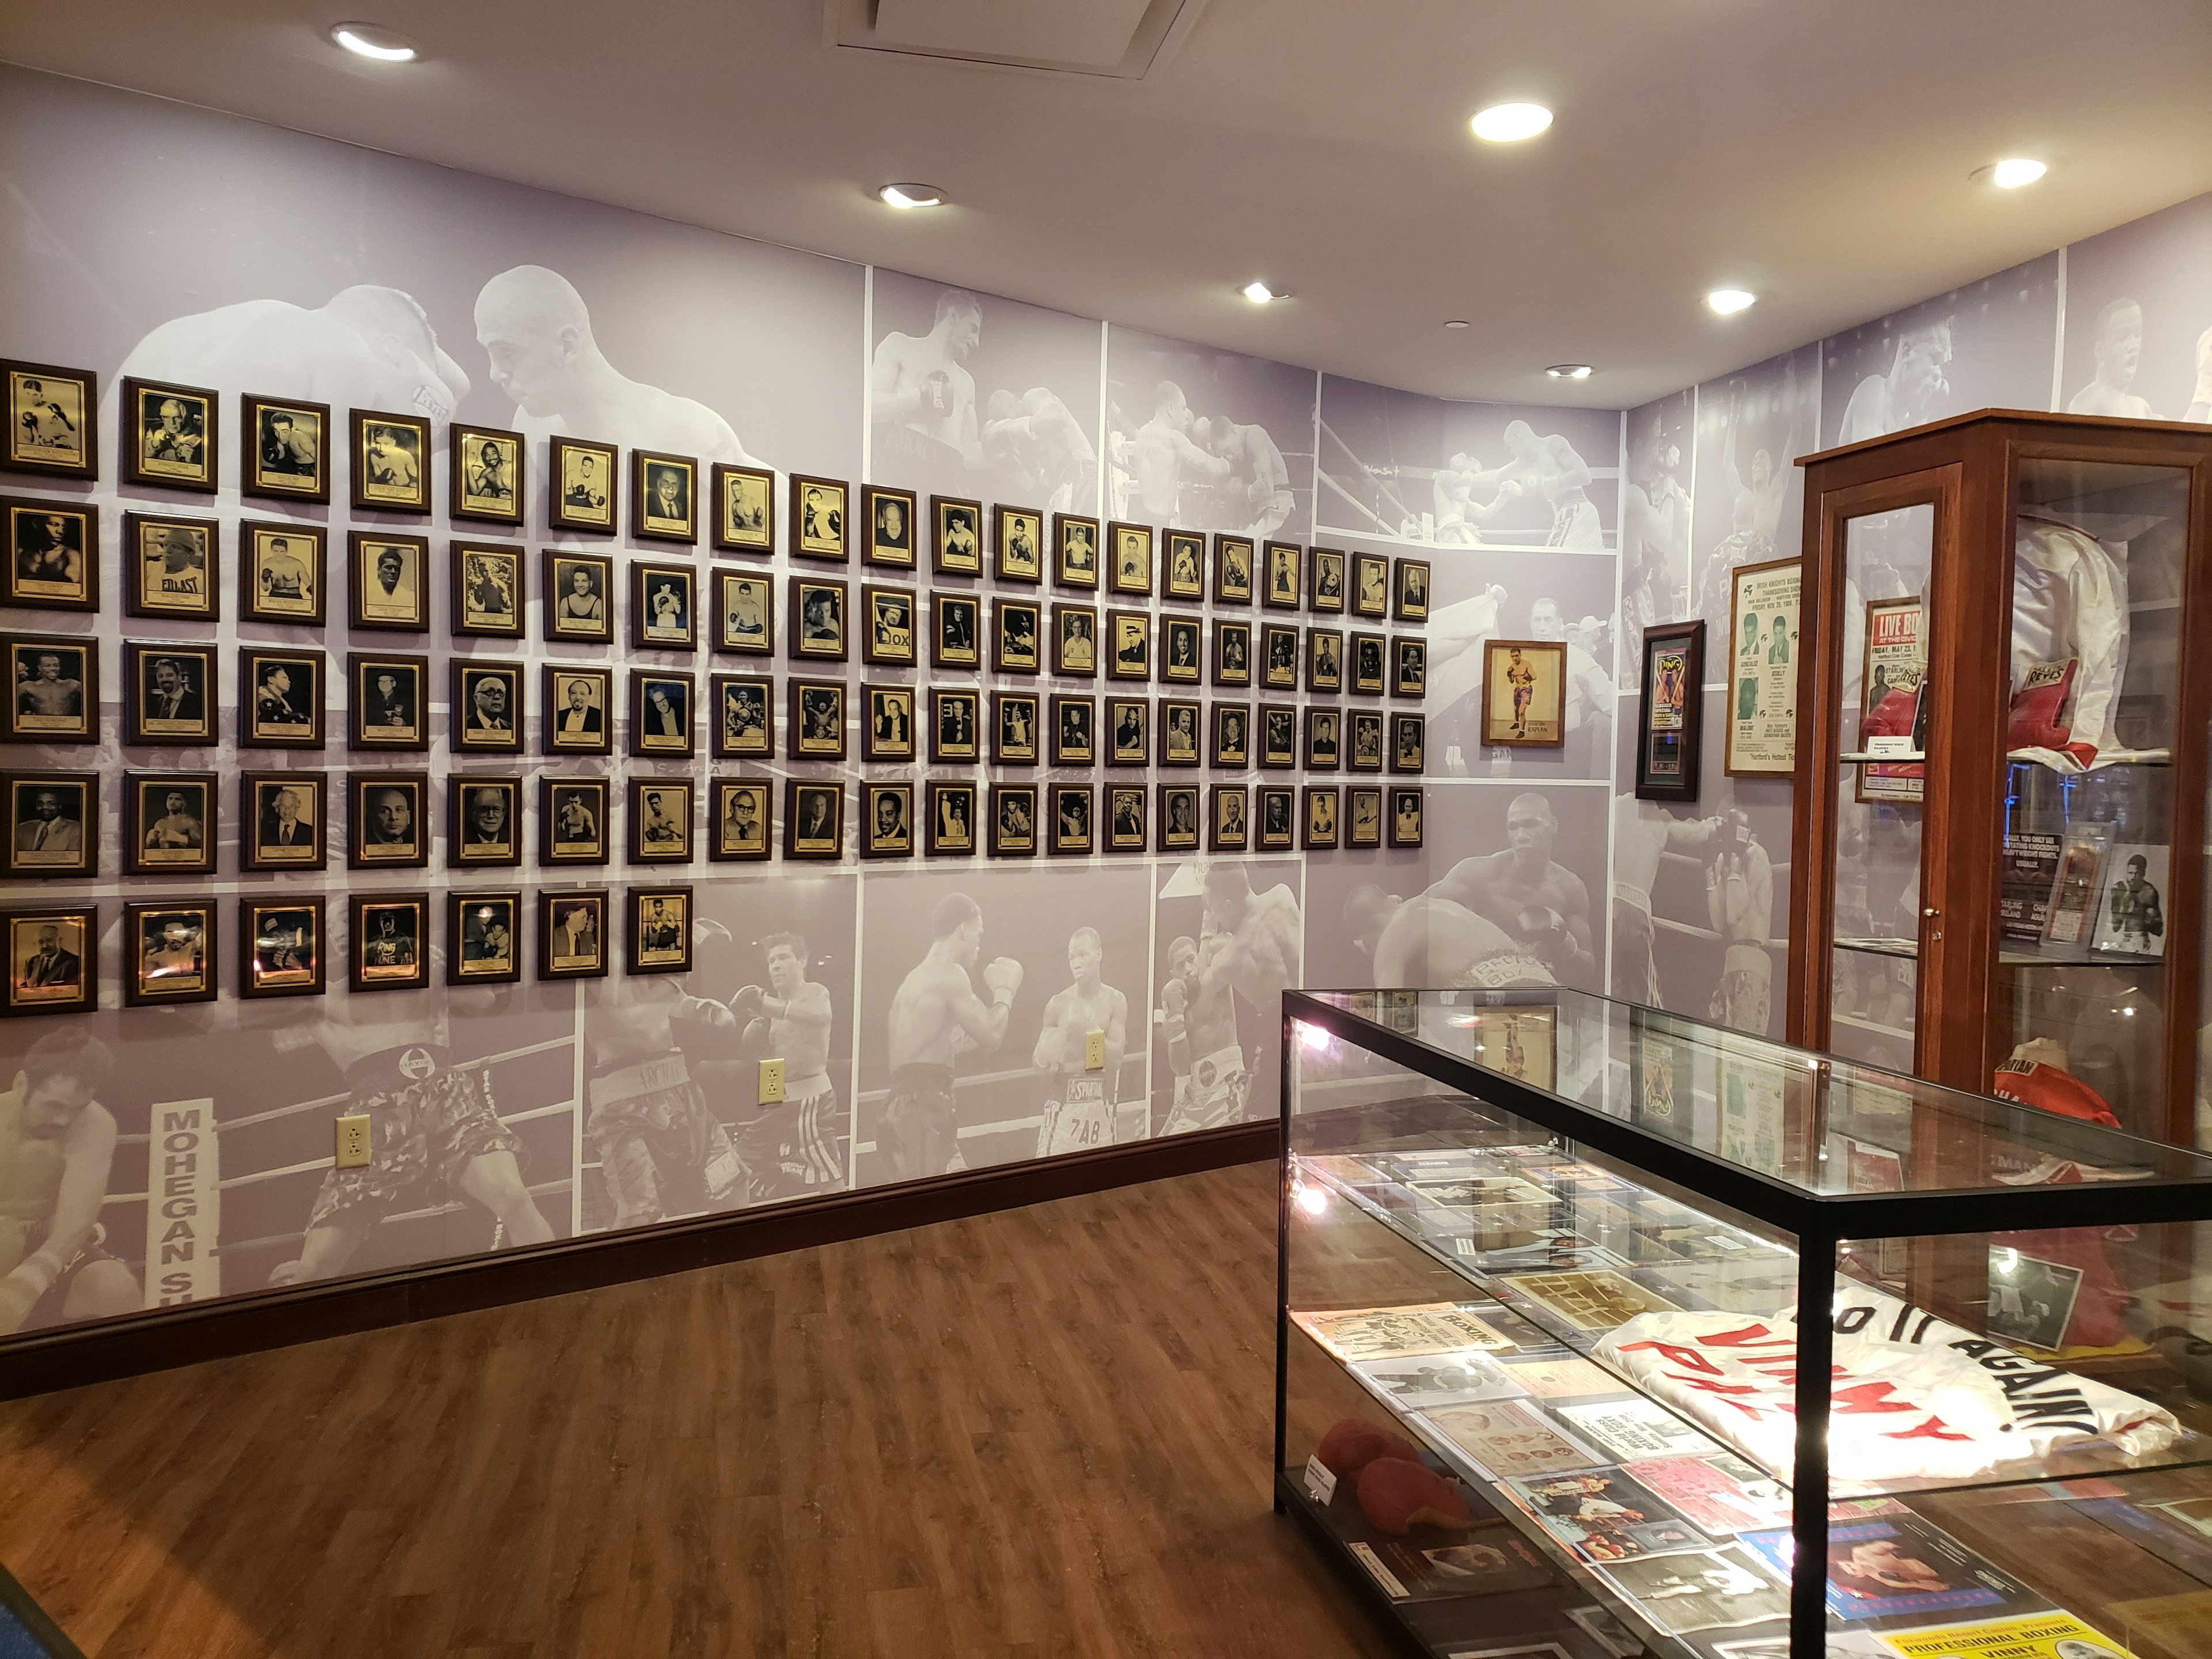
[
  {"left": 1827, "top": 502, "right": 1935, "bottom": 1070},
  {"left": 1995, "top": 459, "right": 2191, "bottom": 1140}
]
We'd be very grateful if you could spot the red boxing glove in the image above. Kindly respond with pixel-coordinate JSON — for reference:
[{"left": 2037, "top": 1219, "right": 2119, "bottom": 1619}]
[
  {"left": 1356, "top": 1456, "right": 1475, "bottom": 1534},
  {"left": 1317, "top": 1418, "right": 1423, "bottom": 1480}
]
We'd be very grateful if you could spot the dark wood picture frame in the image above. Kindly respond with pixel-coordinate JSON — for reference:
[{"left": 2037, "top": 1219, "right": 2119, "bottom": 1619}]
[
  {"left": 1209, "top": 785, "right": 1248, "bottom": 852},
  {"left": 1048, "top": 783, "right": 1094, "bottom": 856},
  {"left": 1350, "top": 631, "right": 1386, "bottom": 696},
  {"left": 1257, "top": 785, "right": 1297, "bottom": 851},
  {"left": 1053, "top": 601, "right": 1100, "bottom": 678},
  {"left": 348, "top": 891, "right": 431, "bottom": 993},
  {"left": 124, "top": 510, "right": 218, "bottom": 622},
  {"left": 2, "top": 903, "right": 95, "bottom": 1016},
  {"left": 450, "top": 423, "right": 525, "bottom": 527},
  {"left": 713, "top": 568, "right": 775, "bottom": 657},
  {"left": 1308, "top": 547, "right": 1346, "bottom": 614},
  {"left": 449, "top": 775, "right": 522, "bottom": 869},
  {"left": 791, "top": 475, "right": 850, "bottom": 563},
  {"left": 788, "top": 679, "right": 847, "bottom": 762},
  {"left": 1302, "top": 785, "right": 1342, "bottom": 851},
  {"left": 549, "top": 435, "right": 619, "bottom": 535},
  {"left": 1213, "top": 534, "right": 1254, "bottom": 606},
  {"left": 1259, "top": 704, "right": 1297, "bottom": 770},
  {"left": 1163, "top": 531, "right": 1205, "bottom": 601},
  {"left": 933, "top": 592, "right": 981, "bottom": 669},
  {"left": 989, "top": 783, "right": 1038, "bottom": 858},
  {"left": 926, "top": 780, "right": 978, "bottom": 858},
  {"left": 1107, "top": 609, "right": 1150, "bottom": 682},
  {"left": 1353, "top": 552, "right": 1390, "bottom": 619},
  {"left": 1158, "top": 698, "right": 1201, "bottom": 768},
  {"left": 236, "top": 646, "right": 322, "bottom": 751},
  {"left": 1480, "top": 638, "right": 1568, "bottom": 748},
  {"left": 3, "top": 362, "right": 97, "bottom": 483},
  {"left": 120, "top": 376, "right": 215, "bottom": 494},
  {"left": 540, "top": 777, "right": 611, "bottom": 867},
  {"left": 1393, "top": 556, "right": 1431, "bottom": 622},
  {"left": 240, "top": 771, "right": 327, "bottom": 872},
  {"left": 2, "top": 495, "right": 97, "bottom": 612},
  {"left": 1050, "top": 693, "right": 1094, "bottom": 767},
  {"left": 1635, "top": 618, "right": 1706, "bottom": 802},
  {"left": 241, "top": 393, "right": 329, "bottom": 505},
  {"left": 993, "top": 597, "right": 1042, "bottom": 675},
  {"left": 628, "top": 669, "right": 696, "bottom": 759},
  {"left": 930, "top": 688, "right": 980, "bottom": 763},
  {"left": 626, "top": 886, "right": 696, "bottom": 973},
  {"left": 862, "top": 583, "right": 919, "bottom": 666},
  {"left": 711, "top": 672, "right": 774, "bottom": 760},
  {"left": 239, "top": 896, "right": 324, "bottom": 1001},
  {"left": 932, "top": 495, "right": 983, "bottom": 575},
  {"left": 448, "top": 889, "right": 524, "bottom": 986},
  {"left": 346, "top": 651, "right": 427, "bottom": 752},
  {"left": 1348, "top": 709, "right": 1385, "bottom": 774},
  {"left": 1346, "top": 785, "right": 1384, "bottom": 849},
  {"left": 1390, "top": 711, "right": 1426, "bottom": 774},
  {"left": 789, "top": 574, "right": 849, "bottom": 662},
  {"left": 713, "top": 462, "right": 775, "bottom": 555},
  {"left": 349, "top": 531, "right": 431, "bottom": 632},
  {"left": 543, "top": 664, "right": 614, "bottom": 756},
  {"left": 861, "top": 484, "right": 919, "bottom": 570},
  {"left": 1393, "top": 636, "right": 1428, "bottom": 700},
  {"left": 1305, "top": 706, "right": 1342, "bottom": 771},
  {"left": 1107, "top": 783, "right": 1147, "bottom": 853},
  {"left": 347, "top": 768, "right": 430, "bottom": 870},
  {"left": 785, "top": 781, "right": 844, "bottom": 860},
  {"left": 631, "top": 449, "right": 699, "bottom": 544},
  {"left": 1263, "top": 541, "right": 1301, "bottom": 609},
  {"left": 1159, "top": 783, "right": 1202, "bottom": 851},
  {"left": 993, "top": 691, "right": 1041, "bottom": 766},
  {"left": 1213, "top": 619, "right": 1252, "bottom": 688},
  {"left": 630, "top": 560, "right": 699, "bottom": 653},
  {"left": 1054, "top": 512, "right": 1100, "bottom": 590},
  {"left": 238, "top": 520, "right": 327, "bottom": 626},
  {"left": 126, "top": 770, "right": 217, "bottom": 877},
  {"left": 1388, "top": 786, "right": 1425, "bottom": 849},
  {"left": 862, "top": 682, "right": 917, "bottom": 762},
  {"left": 1161, "top": 615, "right": 1202, "bottom": 685},
  {"left": 1107, "top": 696, "right": 1149, "bottom": 768},
  {"left": 124, "top": 640, "right": 218, "bottom": 747},
  {"left": 994, "top": 504, "right": 1043, "bottom": 584},
  {"left": 1107, "top": 522, "right": 1153, "bottom": 597},
  {"left": 350, "top": 408, "right": 433, "bottom": 516},
  {"left": 451, "top": 541, "right": 526, "bottom": 639},
  {"left": 709, "top": 778, "right": 774, "bottom": 863},
  {"left": 124, "top": 897, "right": 219, "bottom": 1007},
  {"left": 1262, "top": 623, "right": 1300, "bottom": 691},
  {"left": 1211, "top": 701, "right": 1251, "bottom": 768},
  {"left": 539, "top": 889, "right": 611, "bottom": 980},
  {"left": 3, "top": 770, "right": 96, "bottom": 880},
  {"left": 861, "top": 781, "right": 916, "bottom": 859},
  {"left": 544, "top": 550, "right": 614, "bottom": 643},
  {"left": 1305, "top": 627, "right": 1344, "bottom": 694},
  {"left": 627, "top": 777, "right": 695, "bottom": 865}
]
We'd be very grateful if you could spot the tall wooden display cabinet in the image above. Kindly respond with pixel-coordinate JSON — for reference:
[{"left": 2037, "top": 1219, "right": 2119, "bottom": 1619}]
[{"left": 1789, "top": 410, "right": 2212, "bottom": 1147}]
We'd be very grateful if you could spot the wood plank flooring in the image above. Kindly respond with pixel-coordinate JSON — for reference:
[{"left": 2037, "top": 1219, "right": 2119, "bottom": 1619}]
[{"left": 0, "top": 1162, "right": 1398, "bottom": 1659}]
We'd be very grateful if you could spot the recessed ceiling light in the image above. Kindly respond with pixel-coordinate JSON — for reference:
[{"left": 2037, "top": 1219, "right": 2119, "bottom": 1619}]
[
  {"left": 1241, "top": 281, "right": 1287, "bottom": 304},
  {"left": 329, "top": 22, "right": 418, "bottom": 62},
  {"left": 1471, "top": 103, "right": 1553, "bottom": 143},
  {"left": 1444, "top": 320, "right": 1471, "bottom": 329},
  {"left": 1546, "top": 363, "right": 1594, "bottom": 380},
  {"left": 1980, "top": 157, "right": 2048, "bottom": 190},
  {"left": 877, "top": 183, "right": 946, "bottom": 210},
  {"left": 1706, "top": 288, "right": 1757, "bottom": 316}
]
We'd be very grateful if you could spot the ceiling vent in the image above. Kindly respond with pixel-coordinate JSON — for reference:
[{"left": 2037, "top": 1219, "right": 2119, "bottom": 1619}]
[{"left": 825, "top": 0, "right": 1207, "bottom": 78}]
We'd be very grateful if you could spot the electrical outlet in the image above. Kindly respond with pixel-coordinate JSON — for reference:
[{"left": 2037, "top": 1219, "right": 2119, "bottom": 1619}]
[
  {"left": 335, "top": 1113, "right": 372, "bottom": 1169},
  {"left": 759, "top": 1058, "right": 786, "bottom": 1104},
  {"left": 1084, "top": 1029, "right": 1106, "bottom": 1071}
]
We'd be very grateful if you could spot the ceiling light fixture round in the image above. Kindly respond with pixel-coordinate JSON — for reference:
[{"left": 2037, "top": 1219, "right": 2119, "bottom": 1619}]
[
  {"left": 1444, "top": 320, "right": 1471, "bottom": 329},
  {"left": 329, "top": 22, "right": 419, "bottom": 62},
  {"left": 1706, "top": 287, "right": 1757, "bottom": 316},
  {"left": 877, "top": 183, "right": 946, "bottom": 210},
  {"left": 1471, "top": 103, "right": 1553, "bottom": 143},
  {"left": 1980, "top": 157, "right": 2048, "bottom": 190},
  {"left": 1545, "top": 363, "right": 1594, "bottom": 380},
  {"left": 1241, "top": 281, "right": 1287, "bottom": 304}
]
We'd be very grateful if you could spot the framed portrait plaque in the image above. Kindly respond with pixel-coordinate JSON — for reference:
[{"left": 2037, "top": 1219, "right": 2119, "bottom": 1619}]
[
  {"left": 241, "top": 393, "right": 329, "bottom": 504},
  {"left": 4, "top": 362, "right": 98, "bottom": 483},
  {"left": 1481, "top": 639, "right": 1567, "bottom": 748},
  {"left": 451, "top": 424, "right": 524, "bottom": 525},
  {"left": 122, "top": 377, "right": 215, "bottom": 493},
  {"left": 3, "top": 497, "right": 97, "bottom": 612},
  {"left": 713, "top": 463, "right": 775, "bottom": 554},
  {"left": 125, "top": 511, "right": 217, "bottom": 621},
  {"left": 126, "top": 899, "right": 217, "bottom": 1007},
  {"left": 1635, "top": 620, "right": 1705, "bottom": 802},
  {"left": 550, "top": 436, "right": 618, "bottom": 534},
  {"left": 539, "top": 889, "right": 610, "bottom": 980},
  {"left": 350, "top": 410, "right": 431, "bottom": 515}
]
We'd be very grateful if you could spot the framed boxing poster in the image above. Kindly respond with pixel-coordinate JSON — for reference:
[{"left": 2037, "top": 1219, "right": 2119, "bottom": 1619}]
[
  {"left": 1635, "top": 620, "right": 1704, "bottom": 802},
  {"left": 1481, "top": 639, "right": 1566, "bottom": 748},
  {"left": 1724, "top": 555, "right": 1801, "bottom": 778}
]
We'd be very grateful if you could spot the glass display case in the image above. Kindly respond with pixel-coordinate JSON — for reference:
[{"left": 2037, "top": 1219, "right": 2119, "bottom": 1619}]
[
  {"left": 1790, "top": 411, "right": 2212, "bottom": 1148},
  {"left": 1278, "top": 987, "right": 2212, "bottom": 1659}
]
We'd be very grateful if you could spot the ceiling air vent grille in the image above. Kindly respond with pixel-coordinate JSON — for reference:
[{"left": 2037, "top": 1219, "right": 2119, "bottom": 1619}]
[{"left": 825, "top": 0, "right": 1206, "bottom": 78}]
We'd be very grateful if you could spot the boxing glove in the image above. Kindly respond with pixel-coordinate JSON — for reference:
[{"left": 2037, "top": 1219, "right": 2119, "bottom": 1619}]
[
  {"left": 1316, "top": 1417, "right": 1422, "bottom": 1480},
  {"left": 1356, "top": 1457, "right": 1475, "bottom": 1535},
  {"left": 983, "top": 956, "right": 1025, "bottom": 1001}
]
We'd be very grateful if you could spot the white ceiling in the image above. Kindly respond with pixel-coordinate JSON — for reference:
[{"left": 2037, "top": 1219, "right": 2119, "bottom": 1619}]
[{"left": 5, "top": 0, "right": 2211, "bottom": 408}]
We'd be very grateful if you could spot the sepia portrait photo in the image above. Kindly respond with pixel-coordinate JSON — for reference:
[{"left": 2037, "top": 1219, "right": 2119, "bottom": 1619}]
[
  {"left": 632, "top": 450, "right": 698, "bottom": 543},
  {"left": 1258, "top": 785, "right": 1296, "bottom": 850},
  {"left": 242, "top": 521, "right": 325, "bottom": 624},
  {"left": 990, "top": 784, "right": 1037, "bottom": 857},
  {"left": 1263, "top": 623, "right": 1299, "bottom": 690},
  {"left": 5, "top": 497, "right": 96, "bottom": 611},
  {"left": 1306, "top": 627, "right": 1343, "bottom": 694},
  {"left": 1212, "top": 701, "right": 1250, "bottom": 768},
  {"left": 1051, "top": 694, "right": 1094, "bottom": 766},
  {"left": 5, "top": 771, "right": 94, "bottom": 879},
  {"left": 791, "top": 575, "right": 848, "bottom": 661},
  {"left": 790, "top": 679, "right": 847, "bottom": 761},
  {"left": 711, "top": 779, "right": 771, "bottom": 862},
  {"left": 349, "top": 532, "right": 430, "bottom": 631},
  {"left": 1214, "top": 534, "right": 1253, "bottom": 605},
  {"left": 452, "top": 425, "right": 524, "bottom": 525},
  {"left": 349, "top": 771, "right": 428, "bottom": 869},
  {"left": 127, "top": 772, "right": 215, "bottom": 876},
  {"left": 1214, "top": 619, "right": 1251, "bottom": 687},
  {"left": 863, "top": 683, "right": 916, "bottom": 762},
  {"left": 127, "top": 900, "right": 215, "bottom": 1006},
  {"left": 630, "top": 671, "right": 695, "bottom": 757},
  {"left": 1162, "top": 615, "right": 1201, "bottom": 685},
  {"left": 449, "top": 891, "right": 521, "bottom": 986},
  {"left": 5, "top": 361, "right": 97, "bottom": 482},
  {"left": 715, "top": 570, "right": 773, "bottom": 656},
  {"left": 1260, "top": 704, "right": 1297, "bottom": 768},
  {"left": 792, "top": 475, "right": 849, "bottom": 562},
  {"left": 1389, "top": 786, "right": 1425, "bottom": 848},
  {"left": 994, "top": 598, "right": 1041, "bottom": 673},
  {"left": 1264, "top": 540, "right": 1300, "bottom": 608},
  {"left": 545, "top": 550, "right": 613, "bottom": 642},
  {"left": 1109, "top": 697, "right": 1149, "bottom": 766},
  {"left": 994, "top": 691, "right": 1039, "bottom": 764},
  {"left": 540, "top": 889, "right": 609, "bottom": 979},
  {"left": 1352, "top": 631, "right": 1386, "bottom": 695},
  {"left": 1054, "top": 603, "right": 1098, "bottom": 677},
  {"left": 450, "top": 777, "right": 521, "bottom": 867},
  {"left": 4, "top": 907, "right": 93, "bottom": 1016},
  {"left": 1347, "top": 785, "right": 1382, "bottom": 849},
  {"left": 1394, "top": 556, "right": 1431, "bottom": 620},
  {"left": 933, "top": 592, "right": 980, "bottom": 668},
  {"left": 931, "top": 688, "right": 979, "bottom": 763},
  {"left": 1305, "top": 706, "right": 1342, "bottom": 770},
  {"left": 714, "top": 463, "right": 774, "bottom": 554},
  {"left": 1210, "top": 784, "right": 1248, "bottom": 851},
  {"left": 1108, "top": 522, "right": 1152, "bottom": 596},
  {"left": 452, "top": 544, "right": 524, "bottom": 638},
  {"left": 1353, "top": 553, "right": 1389, "bottom": 618},
  {"left": 126, "top": 512, "right": 216, "bottom": 620},
  {"left": 1391, "top": 711, "right": 1426, "bottom": 773},
  {"left": 551, "top": 435, "right": 618, "bottom": 533},
  {"left": 632, "top": 561, "right": 697, "bottom": 651},
  {"left": 862, "top": 782, "right": 915, "bottom": 859},
  {"left": 933, "top": 494, "right": 983, "bottom": 575},
  {"left": 350, "top": 409, "right": 430, "bottom": 514},
  {"left": 127, "top": 642, "right": 216, "bottom": 746},
  {"left": 544, "top": 664, "right": 612, "bottom": 756},
  {"left": 123, "top": 377, "right": 215, "bottom": 492},
  {"left": 1482, "top": 639, "right": 1567, "bottom": 746},
  {"left": 347, "top": 652, "right": 425, "bottom": 751},
  {"left": 1109, "top": 785, "right": 1146, "bottom": 853},
  {"left": 926, "top": 781, "right": 976, "bottom": 857},
  {"left": 713, "top": 673, "right": 772, "bottom": 759},
  {"left": 1349, "top": 709, "right": 1385, "bottom": 772},
  {"left": 785, "top": 782, "right": 843, "bottom": 859},
  {"left": 243, "top": 393, "right": 328, "bottom": 503},
  {"left": 350, "top": 892, "right": 429, "bottom": 991},
  {"left": 995, "top": 504, "right": 1043, "bottom": 584},
  {"left": 863, "top": 584, "right": 918, "bottom": 666},
  {"left": 241, "top": 772, "right": 325, "bottom": 870},
  {"left": 1055, "top": 513, "right": 1099, "bottom": 590},
  {"left": 628, "top": 779, "right": 694, "bottom": 864},
  {"left": 862, "top": 484, "right": 917, "bottom": 569},
  {"left": 1165, "top": 531, "right": 1205, "bottom": 600},
  {"left": 1303, "top": 785, "right": 1340, "bottom": 850},
  {"left": 241, "top": 897, "right": 324, "bottom": 999},
  {"left": 1309, "top": 547, "right": 1346, "bottom": 613},
  {"left": 1049, "top": 783, "right": 1093, "bottom": 855},
  {"left": 1108, "top": 609, "right": 1149, "bottom": 681},
  {"left": 1160, "top": 785, "right": 1200, "bottom": 851},
  {"left": 238, "top": 647, "right": 321, "bottom": 749},
  {"left": 1158, "top": 699, "right": 1200, "bottom": 768},
  {"left": 542, "top": 779, "right": 609, "bottom": 865}
]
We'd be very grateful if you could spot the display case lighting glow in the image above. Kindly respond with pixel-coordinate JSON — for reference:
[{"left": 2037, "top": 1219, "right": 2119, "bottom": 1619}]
[
  {"left": 877, "top": 183, "right": 946, "bottom": 210},
  {"left": 1241, "top": 281, "right": 1287, "bottom": 304},
  {"left": 1296, "top": 1021, "right": 1332, "bottom": 1052},
  {"left": 1545, "top": 364, "right": 1593, "bottom": 380},
  {"left": 1295, "top": 1184, "right": 1330, "bottom": 1217},
  {"left": 1470, "top": 103, "right": 1553, "bottom": 143},
  {"left": 329, "top": 23, "right": 419, "bottom": 62},
  {"left": 1986, "top": 157, "right": 2048, "bottom": 190},
  {"left": 1706, "top": 288, "right": 1757, "bottom": 316}
]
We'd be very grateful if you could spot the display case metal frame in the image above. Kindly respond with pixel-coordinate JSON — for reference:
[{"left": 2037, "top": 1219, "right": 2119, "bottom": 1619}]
[
  {"left": 1278, "top": 986, "right": 2212, "bottom": 1658},
  {"left": 1790, "top": 409, "right": 2212, "bottom": 1147}
]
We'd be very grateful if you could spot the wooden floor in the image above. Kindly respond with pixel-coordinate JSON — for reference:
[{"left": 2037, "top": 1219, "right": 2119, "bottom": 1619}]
[{"left": 0, "top": 1163, "right": 1398, "bottom": 1659}]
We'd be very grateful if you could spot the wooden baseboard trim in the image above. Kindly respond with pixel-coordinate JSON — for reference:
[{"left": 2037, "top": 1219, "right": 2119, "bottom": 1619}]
[{"left": 0, "top": 1119, "right": 1281, "bottom": 1401}]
